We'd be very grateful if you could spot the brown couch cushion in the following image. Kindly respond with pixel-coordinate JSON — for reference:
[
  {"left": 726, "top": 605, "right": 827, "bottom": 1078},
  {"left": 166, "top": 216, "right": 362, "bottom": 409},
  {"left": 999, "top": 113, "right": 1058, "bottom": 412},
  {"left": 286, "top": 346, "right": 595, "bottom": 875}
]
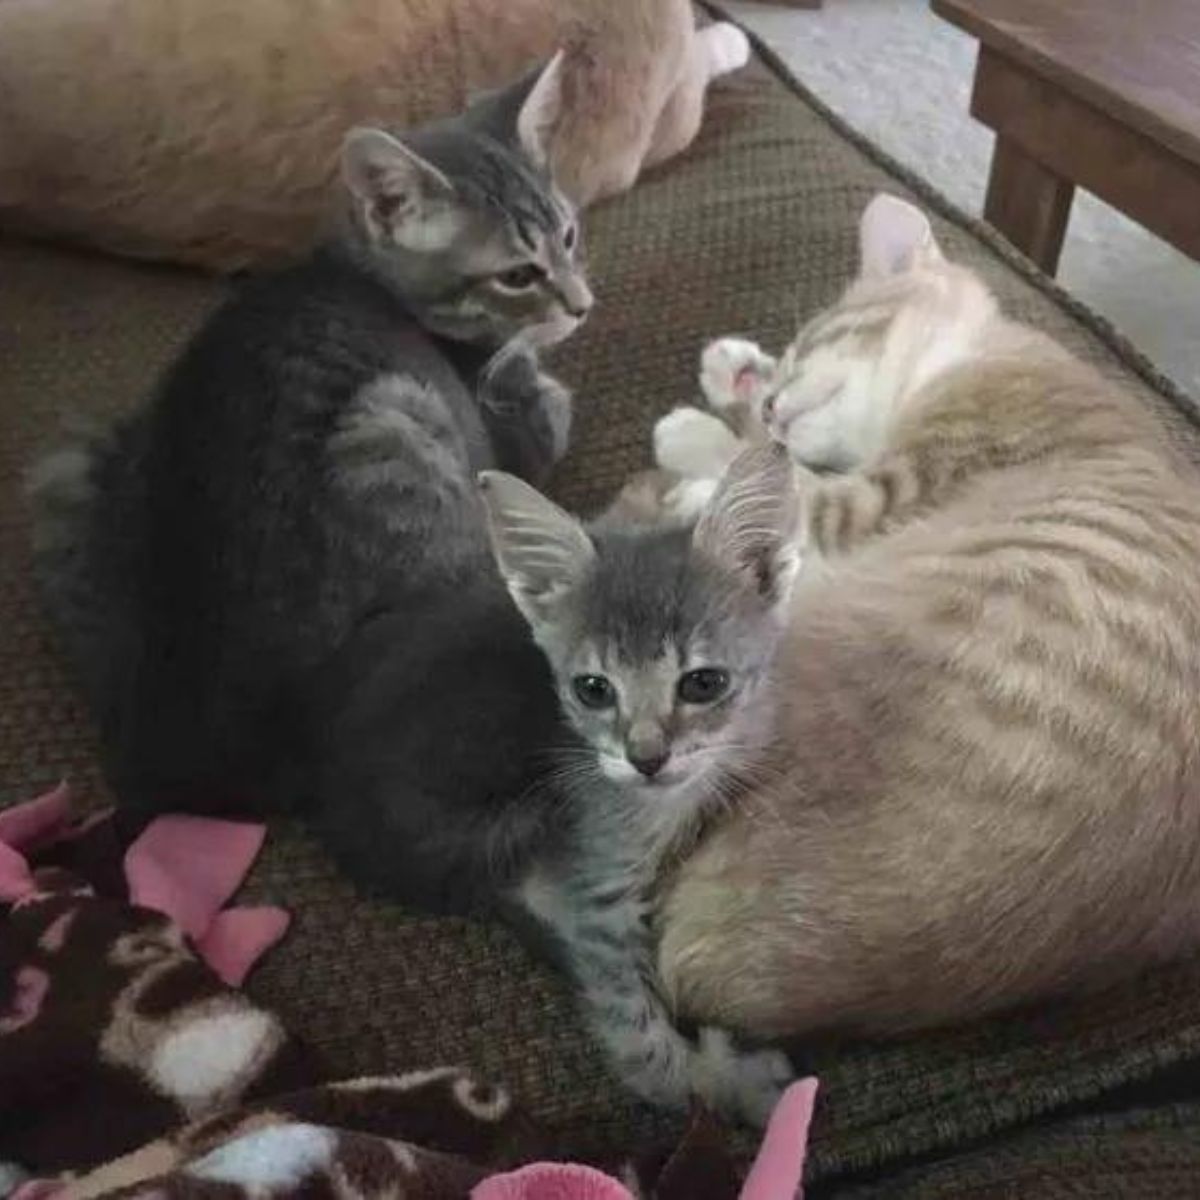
[{"left": 4, "top": 32, "right": 1200, "bottom": 1190}]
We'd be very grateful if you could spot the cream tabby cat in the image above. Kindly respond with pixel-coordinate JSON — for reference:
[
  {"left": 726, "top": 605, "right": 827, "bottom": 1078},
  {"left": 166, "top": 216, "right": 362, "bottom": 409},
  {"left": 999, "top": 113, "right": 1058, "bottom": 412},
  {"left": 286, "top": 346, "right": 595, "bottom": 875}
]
[
  {"left": 484, "top": 193, "right": 1200, "bottom": 1120},
  {"left": 0, "top": 0, "right": 747, "bottom": 270},
  {"left": 655, "top": 193, "right": 1200, "bottom": 1037}
]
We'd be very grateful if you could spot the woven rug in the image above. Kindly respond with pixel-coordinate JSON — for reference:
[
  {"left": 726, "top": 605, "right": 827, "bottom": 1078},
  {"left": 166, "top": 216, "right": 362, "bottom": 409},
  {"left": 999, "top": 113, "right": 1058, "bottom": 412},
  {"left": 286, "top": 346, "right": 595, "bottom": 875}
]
[{"left": 4, "top": 18, "right": 1200, "bottom": 1194}]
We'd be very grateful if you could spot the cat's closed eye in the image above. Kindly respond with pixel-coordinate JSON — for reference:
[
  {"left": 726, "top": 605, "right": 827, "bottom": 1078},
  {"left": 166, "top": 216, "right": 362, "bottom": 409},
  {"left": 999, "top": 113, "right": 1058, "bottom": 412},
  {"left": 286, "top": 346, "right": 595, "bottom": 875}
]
[
  {"left": 494, "top": 263, "right": 545, "bottom": 292},
  {"left": 677, "top": 668, "right": 730, "bottom": 705}
]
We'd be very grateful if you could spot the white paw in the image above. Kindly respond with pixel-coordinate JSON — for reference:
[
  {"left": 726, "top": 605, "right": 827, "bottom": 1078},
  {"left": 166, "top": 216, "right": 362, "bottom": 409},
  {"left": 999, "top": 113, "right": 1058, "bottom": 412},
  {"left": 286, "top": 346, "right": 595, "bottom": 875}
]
[
  {"left": 663, "top": 476, "right": 720, "bottom": 524},
  {"left": 689, "top": 1027, "right": 794, "bottom": 1128},
  {"left": 699, "top": 338, "right": 777, "bottom": 414},
  {"left": 701, "top": 23, "right": 752, "bottom": 77},
  {"left": 654, "top": 406, "right": 741, "bottom": 479}
]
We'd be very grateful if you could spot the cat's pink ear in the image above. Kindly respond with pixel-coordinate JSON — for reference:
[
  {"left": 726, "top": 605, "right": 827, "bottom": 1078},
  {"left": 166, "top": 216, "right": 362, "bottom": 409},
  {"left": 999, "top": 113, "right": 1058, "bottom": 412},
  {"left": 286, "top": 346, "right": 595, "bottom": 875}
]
[
  {"left": 859, "top": 193, "right": 943, "bottom": 280},
  {"left": 517, "top": 51, "right": 566, "bottom": 171},
  {"left": 341, "top": 128, "right": 462, "bottom": 251}
]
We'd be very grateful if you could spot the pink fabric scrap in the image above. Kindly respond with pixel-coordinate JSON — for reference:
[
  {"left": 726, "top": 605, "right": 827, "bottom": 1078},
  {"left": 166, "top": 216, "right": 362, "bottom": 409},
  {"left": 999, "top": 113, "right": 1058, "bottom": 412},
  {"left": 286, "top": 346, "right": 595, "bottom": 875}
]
[
  {"left": 739, "top": 1078, "right": 819, "bottom": 1200},
  {"left": 125, "top": 813, "right": 289, "bottom": 987},
  {"left": 12, "top": 1181, "right": 66, "bottom": 1200},
  {"left": 1, "top": 787, "right": 289, "bottom": 986},
  {"left": 0, "top": 782, "right": 71, "bottom": 856},
  {"left": 472, "top": 1163, "right": 633, "bottom": 1200},
  {"left": 473, "top": 1078, "right": 819, "bottom": 1200}
]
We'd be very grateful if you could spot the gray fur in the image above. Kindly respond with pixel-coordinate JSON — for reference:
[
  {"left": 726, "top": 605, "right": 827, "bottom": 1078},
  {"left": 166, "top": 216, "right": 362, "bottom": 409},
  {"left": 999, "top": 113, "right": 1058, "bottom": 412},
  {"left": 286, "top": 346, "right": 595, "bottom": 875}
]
[
  {"left": 339, "top": 67, "right": 591, "bottom": 347},
  {"left": 482, "top": 447, "right": 800, "bottom": 1123},
  {"left": 31, "top": 65, "right": 589, "bottom": 916}
]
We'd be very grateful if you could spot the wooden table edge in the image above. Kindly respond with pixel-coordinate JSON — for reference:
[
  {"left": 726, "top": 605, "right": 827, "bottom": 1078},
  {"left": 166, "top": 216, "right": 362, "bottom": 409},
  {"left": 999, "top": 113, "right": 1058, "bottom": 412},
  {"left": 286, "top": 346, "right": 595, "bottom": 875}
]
[{"left": 932, "top": 0, "right": 1200, "bottom": 169}]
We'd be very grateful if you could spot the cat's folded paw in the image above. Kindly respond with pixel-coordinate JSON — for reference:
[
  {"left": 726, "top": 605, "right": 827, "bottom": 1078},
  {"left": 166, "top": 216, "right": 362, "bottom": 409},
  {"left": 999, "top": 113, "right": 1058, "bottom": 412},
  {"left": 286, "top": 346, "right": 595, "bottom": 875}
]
[
  {"left": 699, "top": 338, "right": 776, "bottom": 414},
  {"left": 536, "top": 374, "right": 574, "bottom": 464},
  {"left": 654, "top": 406, "right": 741, "bottom": 480},
  {"left": 689, "top": 1027, "right": 795, "bottom": 1128}
]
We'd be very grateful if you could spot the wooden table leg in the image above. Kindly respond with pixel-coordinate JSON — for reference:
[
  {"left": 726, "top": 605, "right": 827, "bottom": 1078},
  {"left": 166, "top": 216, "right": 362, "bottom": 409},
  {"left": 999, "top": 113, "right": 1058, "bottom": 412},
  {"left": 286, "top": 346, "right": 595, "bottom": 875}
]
[{"left": 983, "top": 135, "right": 1074, "bottom": 274}]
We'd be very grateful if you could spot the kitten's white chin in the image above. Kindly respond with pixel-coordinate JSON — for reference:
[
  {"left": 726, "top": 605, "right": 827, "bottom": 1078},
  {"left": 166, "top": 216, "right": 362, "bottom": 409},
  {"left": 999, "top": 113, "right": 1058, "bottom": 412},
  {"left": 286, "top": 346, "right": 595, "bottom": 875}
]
[
  {"left": 608, "top": 762, "right": 711, "bottom": 799},
  {"left": 528, "top": 313, "right": 582, "bottom": 349}
]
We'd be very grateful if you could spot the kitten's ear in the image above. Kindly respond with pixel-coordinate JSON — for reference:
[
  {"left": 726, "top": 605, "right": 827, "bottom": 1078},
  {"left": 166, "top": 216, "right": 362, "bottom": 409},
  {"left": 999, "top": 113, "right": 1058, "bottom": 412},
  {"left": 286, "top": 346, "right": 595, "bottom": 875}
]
[
  {"left": 479, "top": 470, "right": 595, "bottom": 629},
  {"left": 693, "top": 444, "right": 800, "bottom": 608},
  {"left": 516, "top": 51, "right": 567, "bottom": 170},
  {"left": 341, "top": 128, "right": 463, "bottom": 252},
  {"left": 859, "top": 193, "right": 944, "bottom": 280}
]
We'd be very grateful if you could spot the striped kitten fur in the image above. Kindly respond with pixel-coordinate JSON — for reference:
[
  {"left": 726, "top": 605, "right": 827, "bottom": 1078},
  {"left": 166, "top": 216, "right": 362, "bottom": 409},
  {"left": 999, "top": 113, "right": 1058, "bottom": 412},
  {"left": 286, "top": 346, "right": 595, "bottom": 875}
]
[{"left": 652, "top": 194, "right": 1200, "bottom": 1038}]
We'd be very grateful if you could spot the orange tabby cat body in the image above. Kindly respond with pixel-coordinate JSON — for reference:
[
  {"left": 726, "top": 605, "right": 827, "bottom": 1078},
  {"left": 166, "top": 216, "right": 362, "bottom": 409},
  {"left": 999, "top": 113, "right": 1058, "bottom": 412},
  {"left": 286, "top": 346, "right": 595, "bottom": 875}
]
[
  {"left": 653, "top": 196, "right": 1200, "bottom": 1039},
  {"left": 0, "top": 0, "right": 746, "bottom": 269}
]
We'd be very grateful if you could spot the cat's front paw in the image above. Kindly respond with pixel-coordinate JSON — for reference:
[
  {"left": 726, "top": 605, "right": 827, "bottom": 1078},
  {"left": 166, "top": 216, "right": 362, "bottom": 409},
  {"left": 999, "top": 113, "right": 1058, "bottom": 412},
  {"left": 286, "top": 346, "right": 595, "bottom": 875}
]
[
  {"left": 699, "top": 338, "right": 777, "bottom": 415},
  {"left": 689, "top": 1027, "right": 795, "bottom": 1128},
  {"left": 536, "top": 373, "right": 574, "bottom": 465},
  {"left": 654, "top": 406, "right": 741, "bottom": 479}
]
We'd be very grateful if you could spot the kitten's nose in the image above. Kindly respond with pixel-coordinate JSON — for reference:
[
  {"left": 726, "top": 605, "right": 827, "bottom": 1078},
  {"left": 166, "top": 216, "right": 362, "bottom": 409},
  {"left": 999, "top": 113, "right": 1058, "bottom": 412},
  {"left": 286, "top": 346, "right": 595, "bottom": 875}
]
[
  {"left": 629, "top": 749, "right": 670, "bottom": 779},
  {"left": 561, "top": 278, "right": 593, "bottom": 321}
]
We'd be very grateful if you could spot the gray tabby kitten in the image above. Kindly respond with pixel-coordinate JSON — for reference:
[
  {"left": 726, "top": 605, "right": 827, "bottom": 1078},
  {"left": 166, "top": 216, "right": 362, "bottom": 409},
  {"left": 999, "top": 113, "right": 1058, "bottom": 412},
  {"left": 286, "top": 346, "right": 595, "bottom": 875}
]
[
  {"left": 480, "top": 460, "right": 798, "bottom": 1125},
  {"left": 31, "top": 61, "right": 593, "bottom": 915}
]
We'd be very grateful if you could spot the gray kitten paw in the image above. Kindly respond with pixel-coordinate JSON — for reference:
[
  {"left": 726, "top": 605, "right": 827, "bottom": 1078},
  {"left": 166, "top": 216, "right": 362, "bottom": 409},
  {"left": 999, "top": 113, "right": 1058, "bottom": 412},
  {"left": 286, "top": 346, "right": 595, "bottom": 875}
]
[
  {"left": 537, "top": 373, "right": 573, "bottom": 464},
  {"left": 689, "top": 1027, "right": 794, "bottom": 1128}
]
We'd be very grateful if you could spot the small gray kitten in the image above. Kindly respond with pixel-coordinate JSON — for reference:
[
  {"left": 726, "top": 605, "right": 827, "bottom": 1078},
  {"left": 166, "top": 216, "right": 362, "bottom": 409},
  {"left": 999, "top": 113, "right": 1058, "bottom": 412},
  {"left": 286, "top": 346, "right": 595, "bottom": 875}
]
[
  {"left": 31, "top": 59, "right": 592, "bottom": 915},
  {"left": 480, "top": 445, "right": 799, "bottom": 1125}
]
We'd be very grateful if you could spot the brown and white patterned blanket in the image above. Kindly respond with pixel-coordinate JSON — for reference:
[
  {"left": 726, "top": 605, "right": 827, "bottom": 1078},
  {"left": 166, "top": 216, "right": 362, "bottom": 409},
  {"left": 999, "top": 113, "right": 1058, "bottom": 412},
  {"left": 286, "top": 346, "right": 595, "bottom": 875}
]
[{"left": 0, "top": 789, "right": 814, "bottom": 1200}]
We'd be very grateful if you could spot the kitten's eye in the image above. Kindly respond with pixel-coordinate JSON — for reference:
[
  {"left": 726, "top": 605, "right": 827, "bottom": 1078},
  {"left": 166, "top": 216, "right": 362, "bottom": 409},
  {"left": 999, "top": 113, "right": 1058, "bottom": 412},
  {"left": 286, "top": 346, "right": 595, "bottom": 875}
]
[
  {"left": 677, "top": 668, "right": 730, "bottom": 706},
  {"left": 494, "top": 264, "right": 544, "bottom": 291},
  {"left": 572, "top": 674, "right": 617, "bottom": 710},
  {"left": 563, "top": 224, "right": 578, "bottom": 251}
]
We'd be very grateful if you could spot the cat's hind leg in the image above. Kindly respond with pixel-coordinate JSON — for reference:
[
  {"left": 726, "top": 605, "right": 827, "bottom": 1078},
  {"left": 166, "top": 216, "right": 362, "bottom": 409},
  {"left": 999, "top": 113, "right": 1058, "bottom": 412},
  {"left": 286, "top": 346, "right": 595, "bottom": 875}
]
[{"left": 644, "top": 24, "right": 751, "bottom": 169}]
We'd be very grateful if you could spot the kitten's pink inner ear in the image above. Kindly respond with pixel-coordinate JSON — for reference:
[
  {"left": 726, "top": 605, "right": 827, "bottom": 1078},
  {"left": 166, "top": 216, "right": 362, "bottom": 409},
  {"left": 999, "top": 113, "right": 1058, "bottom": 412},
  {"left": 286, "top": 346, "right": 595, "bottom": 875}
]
[{"left": 859, "top": 193, "right": 937, "bottom": 279}]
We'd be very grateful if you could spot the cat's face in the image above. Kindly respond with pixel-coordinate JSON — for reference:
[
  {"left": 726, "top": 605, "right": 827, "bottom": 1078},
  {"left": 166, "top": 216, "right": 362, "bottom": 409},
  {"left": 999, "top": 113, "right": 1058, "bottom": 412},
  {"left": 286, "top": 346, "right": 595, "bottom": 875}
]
[
  {"left": 341, "top": 55, "right": 592, "bottom": 348},
  {"left": 481, "top": 447, "right": 800, "bottom": 803},
  {"left": 763, "top": 194, "right": 997, "bottom": 471}
]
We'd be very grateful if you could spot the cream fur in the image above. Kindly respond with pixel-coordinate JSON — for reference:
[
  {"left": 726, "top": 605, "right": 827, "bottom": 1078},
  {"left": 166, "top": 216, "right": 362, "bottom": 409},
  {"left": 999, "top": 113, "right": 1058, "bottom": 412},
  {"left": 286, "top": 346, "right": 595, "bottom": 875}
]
[
  {"left": 649, "top": 195, "right": 1200, "bottom": 1040},
  {"left": 0, "top": 0, "right": 747, "bottom": 270}
]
